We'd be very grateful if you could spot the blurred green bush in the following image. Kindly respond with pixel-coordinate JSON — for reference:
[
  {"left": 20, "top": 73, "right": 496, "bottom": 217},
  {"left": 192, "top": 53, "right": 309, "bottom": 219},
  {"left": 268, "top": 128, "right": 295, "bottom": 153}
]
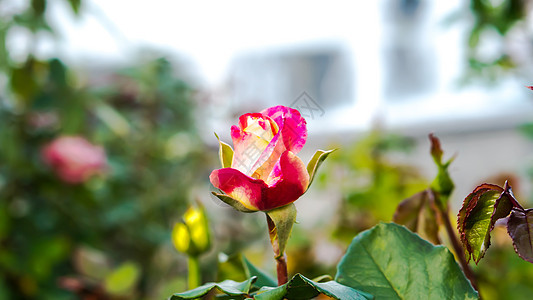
[{"left": 0, "top": 2, "right": 210, "bottom": 298}]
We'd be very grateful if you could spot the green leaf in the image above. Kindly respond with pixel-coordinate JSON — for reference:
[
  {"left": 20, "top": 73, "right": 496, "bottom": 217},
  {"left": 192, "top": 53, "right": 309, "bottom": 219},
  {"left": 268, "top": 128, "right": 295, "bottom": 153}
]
[
  {"left": 335, "top": 223, "right": 478, "bottom": 299},
  {"left": 211, "top": 192, "right": 256, "bottom": 213},
  {"left": 457, "top": 183, "right": 514, "bottom": 263},
  {"left": 218, "top": 253, "right": 277, "bottom": 287},
  {"left": 168, "top": 276, "right": 257, "bottom": 300},
  {"left": 215, "top": 133, "right": 233, "bottom": 168},
  {"left": 254, "top": 273, "right": 372, "bottom": 300},
  {"left": 103, "top": 262, "right": 141, "bottom": 296},
  {"left": 393, "top": 189, "right": 441, "bottom": 244},
  {"left": 306, "top": 149, "right": 336, "bottom": 190},
  {"left": 507, "top": 208, "right": 533, "bottom": 263},
  {"left": 265, "top": 203, "right": 297, "bottom": 258},
  {"left": 243, "top": 256, "right": 277, "bottom": 288}
]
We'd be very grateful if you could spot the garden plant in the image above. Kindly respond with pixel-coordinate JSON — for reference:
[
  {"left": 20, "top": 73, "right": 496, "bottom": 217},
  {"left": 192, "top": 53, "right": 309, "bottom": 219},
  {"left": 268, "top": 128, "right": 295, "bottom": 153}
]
[{"left": 167, "top": 106, "right": 517, "bottom": 299}]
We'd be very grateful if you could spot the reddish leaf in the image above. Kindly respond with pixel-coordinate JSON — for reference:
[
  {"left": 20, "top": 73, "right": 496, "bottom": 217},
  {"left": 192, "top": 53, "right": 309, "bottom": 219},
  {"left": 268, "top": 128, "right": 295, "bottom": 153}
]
[
  {"left": 507, "top": 208, "right": 533, "bottom": 263},
  {"left": 457, "top": 183, "right": 516, "bottom": 263},
  {"left": 393, "top": 189, "right": 441, "bottom": 244}
]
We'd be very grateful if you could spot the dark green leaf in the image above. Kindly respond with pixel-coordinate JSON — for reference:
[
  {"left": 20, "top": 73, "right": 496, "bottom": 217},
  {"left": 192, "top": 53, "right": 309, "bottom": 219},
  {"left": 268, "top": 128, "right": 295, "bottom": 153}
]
[
  {"left": 218, "top": 254, "right": 277, "bottom": 288},
  {"left": 169, "top": 276, "right": 256, "bottom": 300},
  {"left": 218, "top": 254, "right": 248, "bottom": 283},
  {"left": 507, "top": 208, "right": 533, "bottom": 263},
  {"left": 265, "top": 203, "right": 297, "bottom": 258},
  {"left": 393, "top": 189, "right": 440, "bottom": 244},
  {"left": 335, "top": 223, "right": 478, "bottom": 299},
  {"left": 254, "top": 274, "right": 371, "bottom": 300},
  {"left": 306, "top": 149, "right": 336, "bottom": 190},
  {"left": 243, "top": 256, "right": 277, "bottom": 288}
]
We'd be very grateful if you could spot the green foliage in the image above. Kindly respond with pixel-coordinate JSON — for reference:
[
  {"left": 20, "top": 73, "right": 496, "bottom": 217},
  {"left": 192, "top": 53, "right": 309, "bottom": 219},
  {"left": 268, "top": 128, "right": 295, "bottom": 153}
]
[
  {"left": 170, "top": 273, "right": 371, "bottom": 300},
  {"left": 0, "top": 54, "right": 207, "bottom": 298},
  {"left": 474, "top": 228, "right": 533, "bottom": 300},
  {"left": 254, "top": 273, "right": 371, "bottom": 300},
  {"left": 462, "top": 0, "right": 529, "bottom": 82},
  {"left": 217, "top": 254, "right": 277, "bottom": 288},
  {"left": 326, "top": 130, "right": 427, "bottom": 242},
  {"left": 0, "top": 3, "right": 208, "bottom": 294},
  {"left": 457, "top": 184, "right": 510, "bottom": 263},
  {"left": 169, "top": 276, "right": 257, "bottom": 300},
  {"left": 456, "top": 181, "right": 533, "bottom": 265},
  {"left": 335, "top": 223, "right": 478, "bottom": 299}
]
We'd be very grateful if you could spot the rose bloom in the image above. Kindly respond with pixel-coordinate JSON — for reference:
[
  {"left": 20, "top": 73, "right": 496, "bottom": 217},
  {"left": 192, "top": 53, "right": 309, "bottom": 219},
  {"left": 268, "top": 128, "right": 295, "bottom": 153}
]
[
  {"left": 42, "top": 136, "right": 107, "bottom": 184},
  {"left": 210, "top": 106, "right": 310, "bottom": 211}
]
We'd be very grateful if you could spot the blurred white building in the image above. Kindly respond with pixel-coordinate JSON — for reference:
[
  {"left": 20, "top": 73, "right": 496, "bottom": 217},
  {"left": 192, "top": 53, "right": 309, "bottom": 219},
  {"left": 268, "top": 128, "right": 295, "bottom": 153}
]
[{"left": 19, "top": 0, "right": 533, "bottom": 208}]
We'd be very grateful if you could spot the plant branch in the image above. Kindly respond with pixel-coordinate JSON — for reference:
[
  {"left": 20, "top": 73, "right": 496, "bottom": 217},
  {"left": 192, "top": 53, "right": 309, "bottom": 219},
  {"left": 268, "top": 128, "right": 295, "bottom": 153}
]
[{"left": 430, "top": 190, "right": 479, "bottom": 293}]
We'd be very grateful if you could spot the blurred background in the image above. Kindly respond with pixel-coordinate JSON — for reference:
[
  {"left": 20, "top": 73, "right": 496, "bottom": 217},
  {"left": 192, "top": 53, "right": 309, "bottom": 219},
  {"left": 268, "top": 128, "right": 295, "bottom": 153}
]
[{"left": 1, "top": 0, "right": 533, "bottom": 299}]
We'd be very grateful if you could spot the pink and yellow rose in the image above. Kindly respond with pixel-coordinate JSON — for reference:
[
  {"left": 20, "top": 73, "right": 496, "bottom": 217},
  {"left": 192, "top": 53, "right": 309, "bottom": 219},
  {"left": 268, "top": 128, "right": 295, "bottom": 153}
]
[{"left": 210, "top": 105, "right": 331, "bottom": 212}]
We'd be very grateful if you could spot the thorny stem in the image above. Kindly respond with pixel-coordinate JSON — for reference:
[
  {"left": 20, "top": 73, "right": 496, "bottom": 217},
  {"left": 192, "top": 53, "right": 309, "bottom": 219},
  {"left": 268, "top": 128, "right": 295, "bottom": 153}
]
[
  {"left": 430, "top": 190, "right": 479, "bottom": 294},
  {"left": 266, "top": 215, "right": 289, "bottom": 286}
]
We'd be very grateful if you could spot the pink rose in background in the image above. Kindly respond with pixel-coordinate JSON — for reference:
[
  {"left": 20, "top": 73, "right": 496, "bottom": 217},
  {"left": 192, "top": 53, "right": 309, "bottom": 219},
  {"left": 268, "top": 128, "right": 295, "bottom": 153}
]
[
  {"left": 42, "top": 136, "right": 107, "bottom": 184},
  {"left": 210, "top": 105, "right": 310, "bottom": 211}
]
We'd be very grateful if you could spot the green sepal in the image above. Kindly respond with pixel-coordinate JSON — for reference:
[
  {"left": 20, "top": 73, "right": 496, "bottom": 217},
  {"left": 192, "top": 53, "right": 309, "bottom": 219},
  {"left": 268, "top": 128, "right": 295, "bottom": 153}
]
[
  {"left": 168, "top": 276, "right": 257, "bottom": 300},
  {"left": 215, "top": 132, "right": 234, "bottom": 168},
  {"left": 306, "top": 149, "right": 336, "bottom": 190},
  {"left": 211, "top": 192, "right": 257, "bottom": 213},
  {"left": 265, "top": 203, "right": 297, "bottom": 258},
  {"left": 254, "top": 273, "right": 372, "bottom": 300}
]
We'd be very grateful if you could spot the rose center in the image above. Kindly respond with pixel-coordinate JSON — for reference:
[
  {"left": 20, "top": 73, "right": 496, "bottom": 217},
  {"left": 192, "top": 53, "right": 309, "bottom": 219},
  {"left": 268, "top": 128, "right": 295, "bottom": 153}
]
[{"left": 243, "top": 116, "right": 277, "bottom": 145}]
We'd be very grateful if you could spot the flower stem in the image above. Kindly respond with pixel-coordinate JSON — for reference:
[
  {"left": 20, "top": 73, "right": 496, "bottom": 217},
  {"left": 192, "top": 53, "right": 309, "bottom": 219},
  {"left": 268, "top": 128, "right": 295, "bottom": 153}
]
[
  {"left": 266, "top": 214, "right": 289, "bottom": 286},
  {"left": 187, "top": 255, "right": 201, "bottom": 289},
  {"left": 275, "top": 254, "right": 288, "bottom": 286}
]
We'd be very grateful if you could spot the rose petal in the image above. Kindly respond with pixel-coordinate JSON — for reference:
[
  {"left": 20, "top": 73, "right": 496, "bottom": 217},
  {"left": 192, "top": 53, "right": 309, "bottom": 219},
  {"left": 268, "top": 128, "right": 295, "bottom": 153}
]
[
  {"left": 209, "top": 151, "right": 310, "bottom": 212},
  {"left": 262, "top": 151, "right": 310, "bottom": 210},
  {"left": 209, "top": 168, "right": 265, "bottom": 211},
  {"left": 230, "top": 125, "right": 268, "bottom": 176},
  {"left": 231, "top": 114, "right": 278, "bottom": 176},
  {"left": 261, "top": 106, "right": 307, "bottom": 154}
]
